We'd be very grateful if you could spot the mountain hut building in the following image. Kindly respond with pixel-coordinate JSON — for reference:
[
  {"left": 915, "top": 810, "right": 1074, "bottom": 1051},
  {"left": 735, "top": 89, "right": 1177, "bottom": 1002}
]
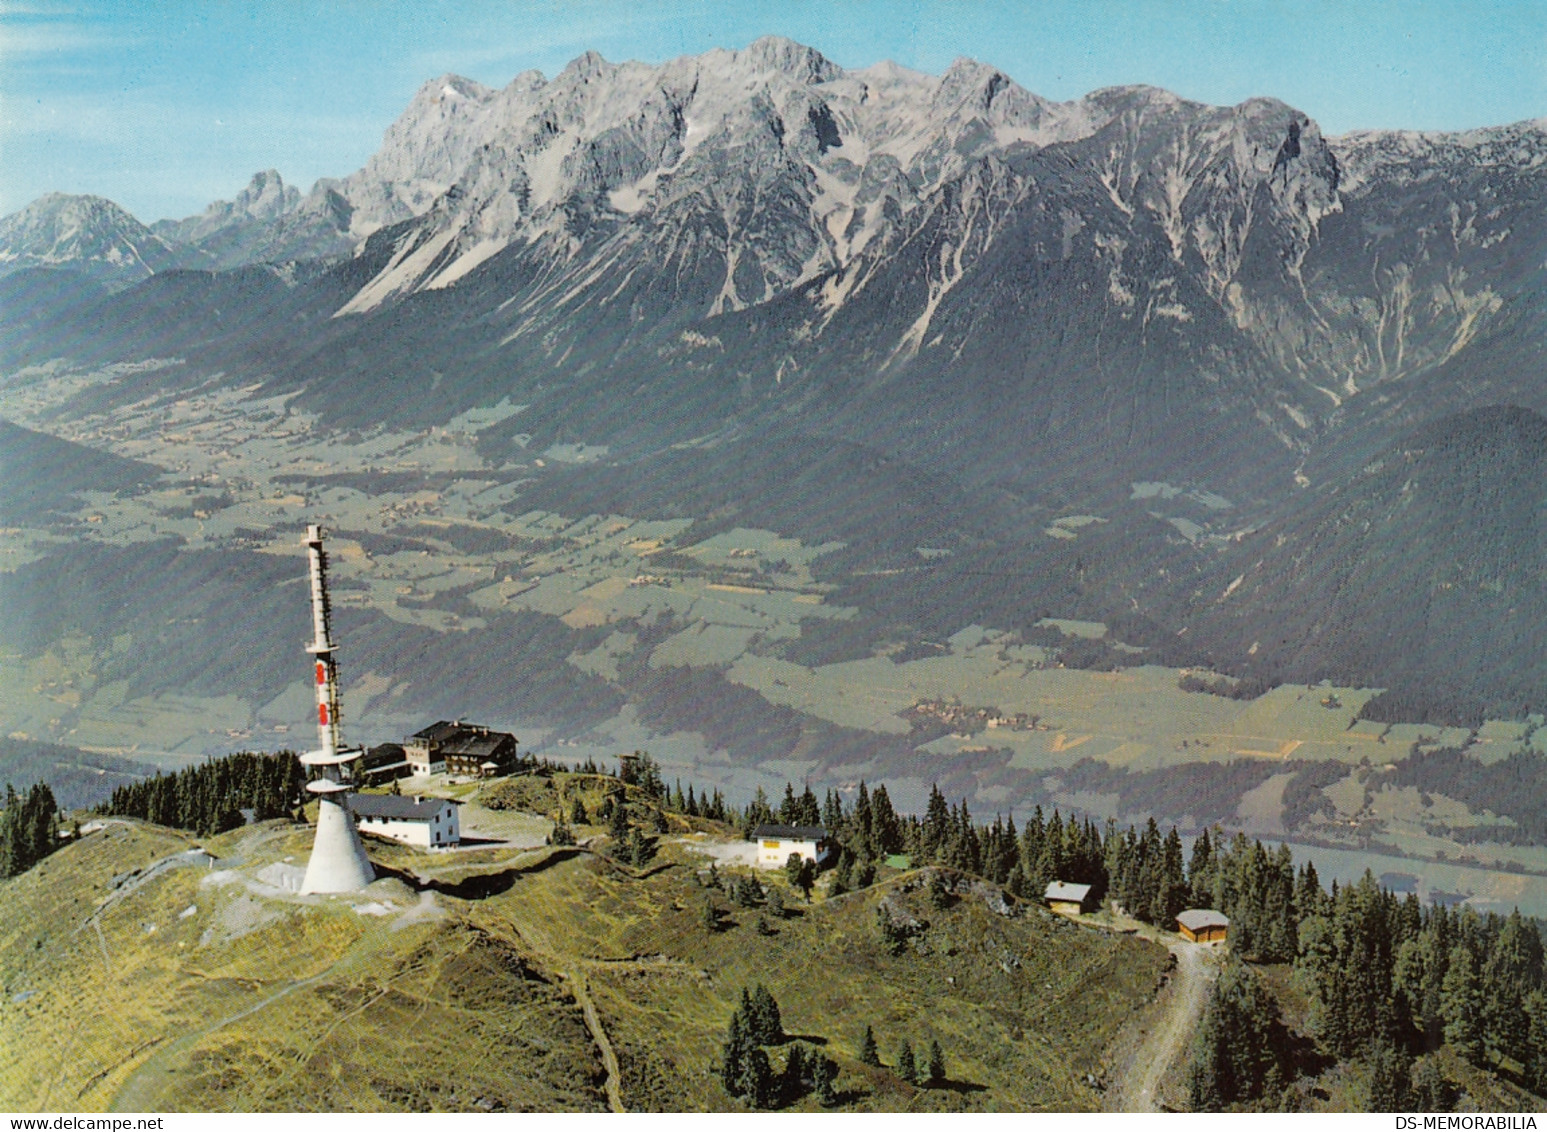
[
  {"left": 752, "top": 824, "right": 835, "bottom": 869},
  {"left": 1044, "top": 881, "right": 1094, "bottom": 915},
  {"left": 404, "top": 720, "right": 518, "bottom": 777},
  {"left": 352, "top": 794, "right": 461, "bottom": 848},
  {"left": 1177, "top": 909, "right": 1229, "bottom": 943}
]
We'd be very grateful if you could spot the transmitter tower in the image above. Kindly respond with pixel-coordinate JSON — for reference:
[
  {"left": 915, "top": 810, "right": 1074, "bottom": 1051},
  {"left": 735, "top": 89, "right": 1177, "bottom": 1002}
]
[{"left": 298, "top": 524, "right": 375, "bottom": 894}]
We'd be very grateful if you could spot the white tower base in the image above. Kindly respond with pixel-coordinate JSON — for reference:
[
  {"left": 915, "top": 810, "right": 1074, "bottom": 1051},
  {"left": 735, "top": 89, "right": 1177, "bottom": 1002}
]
[{"left": 300, "top": 793, "right": 376, "bottom": 894}]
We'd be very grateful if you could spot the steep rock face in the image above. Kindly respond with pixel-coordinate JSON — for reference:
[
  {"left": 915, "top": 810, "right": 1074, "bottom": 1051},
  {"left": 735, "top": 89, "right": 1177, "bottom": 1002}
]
[
  {"left": 151, "top": 170, "right": 356, "bottom": 270},
  {"left": 303, "top": 42, "right": 1547, "bottom": 502},
  {"left": 335, "top": 73, "right": 502, "bottom": 236},
  {"left": 7, "top": 39, "right": 1547, "bottom": 504},
  {"left": 330, "top": 39, "right": 1112, "bottom": 315},
  {"left": 780, "top": 88, "right": 1347, "bottom": 493},
  {"left": 1307, "top": 122, "right": 1547, "bottom": 431},
  {"left": 156, "top": 168, "right": 301, "bottom": 243},
  {"left": 0, "top": 194, "right": 181, "bottom": 289}
]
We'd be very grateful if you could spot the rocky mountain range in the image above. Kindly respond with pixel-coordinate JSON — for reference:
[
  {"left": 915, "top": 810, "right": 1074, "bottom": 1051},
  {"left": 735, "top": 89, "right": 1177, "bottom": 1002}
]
[
  {"left": 4, "top": 36, "right": 1547, "bottom": 719},
  {"left": 0, "top": 192, "right": 183, "bottom": 286}
]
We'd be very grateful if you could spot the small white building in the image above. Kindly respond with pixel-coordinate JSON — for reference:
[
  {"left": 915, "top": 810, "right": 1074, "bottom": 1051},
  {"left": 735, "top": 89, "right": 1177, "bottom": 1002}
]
[
  {"left": 351, "top": 794, "right": 461, "bottom": 849},
  {"left": 751, "top": 824, "right": 835, "bottom": 870}
]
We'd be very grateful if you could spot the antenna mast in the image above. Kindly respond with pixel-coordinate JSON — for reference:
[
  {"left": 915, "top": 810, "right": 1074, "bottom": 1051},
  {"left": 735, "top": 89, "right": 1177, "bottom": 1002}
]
[
  {"left": 297, "top": 524, "right": 375, "bottom": 894},
  {"left": 305, "top": 524, "right": 342, "bottom": 756}
]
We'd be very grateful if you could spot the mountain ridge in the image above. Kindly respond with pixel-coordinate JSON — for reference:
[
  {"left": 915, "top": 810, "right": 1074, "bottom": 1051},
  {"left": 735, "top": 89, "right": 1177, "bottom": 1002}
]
[{"left": 5, "top": 37, "right": 1547, "bottom": 725}]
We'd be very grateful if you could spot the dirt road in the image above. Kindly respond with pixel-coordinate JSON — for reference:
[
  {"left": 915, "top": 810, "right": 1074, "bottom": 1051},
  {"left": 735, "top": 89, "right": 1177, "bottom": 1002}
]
[{"left": 1106, "top": 940, "right": 1221, "bottom": 1111}]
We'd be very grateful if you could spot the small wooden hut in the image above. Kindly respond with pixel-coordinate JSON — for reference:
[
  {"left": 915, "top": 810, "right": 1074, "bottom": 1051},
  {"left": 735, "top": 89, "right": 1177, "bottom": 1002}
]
[
  {"left": 1044, "top": 881, "right": 1093, "bottom": 916},
  {"left": 1176, "top": 909, "right": 1229, "bottom": 943}
]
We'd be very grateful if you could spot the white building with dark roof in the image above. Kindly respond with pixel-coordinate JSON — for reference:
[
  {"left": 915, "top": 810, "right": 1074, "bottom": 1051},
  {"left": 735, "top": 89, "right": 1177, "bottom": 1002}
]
[
  {"left": 751, "top": 824, "right": 835, "bottom": 869},
  {"left": 351, "top": 794, "right": 461, "bottom": 849}
]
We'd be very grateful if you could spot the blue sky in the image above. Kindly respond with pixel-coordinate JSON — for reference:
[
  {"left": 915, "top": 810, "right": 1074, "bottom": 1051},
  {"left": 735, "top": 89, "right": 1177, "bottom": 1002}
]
[{"left": 4, "top": 0, "right": 1546, "bottom": 221}]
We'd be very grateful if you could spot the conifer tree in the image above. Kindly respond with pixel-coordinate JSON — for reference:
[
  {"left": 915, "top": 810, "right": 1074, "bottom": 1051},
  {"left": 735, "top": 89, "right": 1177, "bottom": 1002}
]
[
  {"left": 1441, "top": 945, "right": 1484, "bottom": 1062},
  {"left": 18, "top": 782, "right": 50, "bottom": 865},
  {"left": 781, "top": 1044, "right": 806, "bottom": 1103},
  {"left": 860, "top": 1025, "right": 880, "bottom": 1067},
  {"left": 897, "top": 1040, "right": 918, "bottom": 1084},
  {"left": 1295, "top": 859, "right": 1325, "bottom": 921},
  {"left": 748, "top": 983, "right": 783, "bottom": 1044},
  {"left": 928, "top": 869, "right": 951, "bottom": 910},
  {"left": 822, "top": 788, "right": 844, "bottom": 831},
  {"left": 1160, "top": 826, "right": 1188, "bottom": 922},
  {"left": 1006, "top": 862, "right": 1030, "bottom": 900},
  {"left": 608, "top": 797, "right": 629, "bottom": 840},
  {"left": 0, "top": 784, "right": 22, "bottom": 878},
  {"left": 921, "top": 785, "right": 950, "bottom": 862},
  {"left": 798, "top": 784, "right": 820, "bottom": 827},
  {"left": 740, "top": 1047, "right": 774, "bottom": 1109},
  {"left": 629, "top": 828, "right": 653, "bottom": 866},
  {"left": 1184, "top": 957, "right": 1280, "bottom": 1109},
  {"left": 1410, "top": 1057, "right": 1455, "bottom": 1112},
  {"left": 852, "top": 781, "right": 873, "bottom": 858},
  {"left": 1188, "top": 826, "right": 1215, "bottom": 907},
  {"left": 740, "top": 985, "right": 756, "bottom": 1025},
  {"left": 927, "top": 1039, "right": 945, "bottom": 1085},
  {"left": 1484, "top": 909, "right": 1541, "bottom": 1063},
  {"left": 813, "top": 1052, "right": 838, "bottom": 1106},
  {"left": 721, "top": 1009, "right": 751, "bottom": 1095},
  {"left": 742, "top": 786, "right": 773, "bottom": 836},
  {"left": 781, "top": 782, "right": 799, "bottom": 825},
  {"left": 1367, "top": 1040, "right": 1413, "bottom": 1112},
  {"left": 787, "top": 855, "right": 815, "bottom": 901},
  {"left": 0, "top": 782, "right": 59, "bottom": 879},
  {"left": 870, "top": 784, "right": 902, "bottom": 857},
  {"left": 1527, "top": 991, "right": 1547, "bottom": 1095}
]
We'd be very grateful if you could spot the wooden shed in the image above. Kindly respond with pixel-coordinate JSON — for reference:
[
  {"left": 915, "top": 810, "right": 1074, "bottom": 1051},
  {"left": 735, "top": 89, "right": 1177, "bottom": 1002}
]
[
  {"left": 1177, "top": 908, "right": 1229, "bottom": 943},
  {"left": 1044, "top": 881, "right": 1093, "bottom": 916}
]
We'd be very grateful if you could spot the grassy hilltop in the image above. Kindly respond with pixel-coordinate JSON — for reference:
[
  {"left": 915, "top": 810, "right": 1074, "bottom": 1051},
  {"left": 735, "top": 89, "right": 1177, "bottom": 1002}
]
[{"left": 0, "top": 774, "right": 1167, "bottom": 1113}]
